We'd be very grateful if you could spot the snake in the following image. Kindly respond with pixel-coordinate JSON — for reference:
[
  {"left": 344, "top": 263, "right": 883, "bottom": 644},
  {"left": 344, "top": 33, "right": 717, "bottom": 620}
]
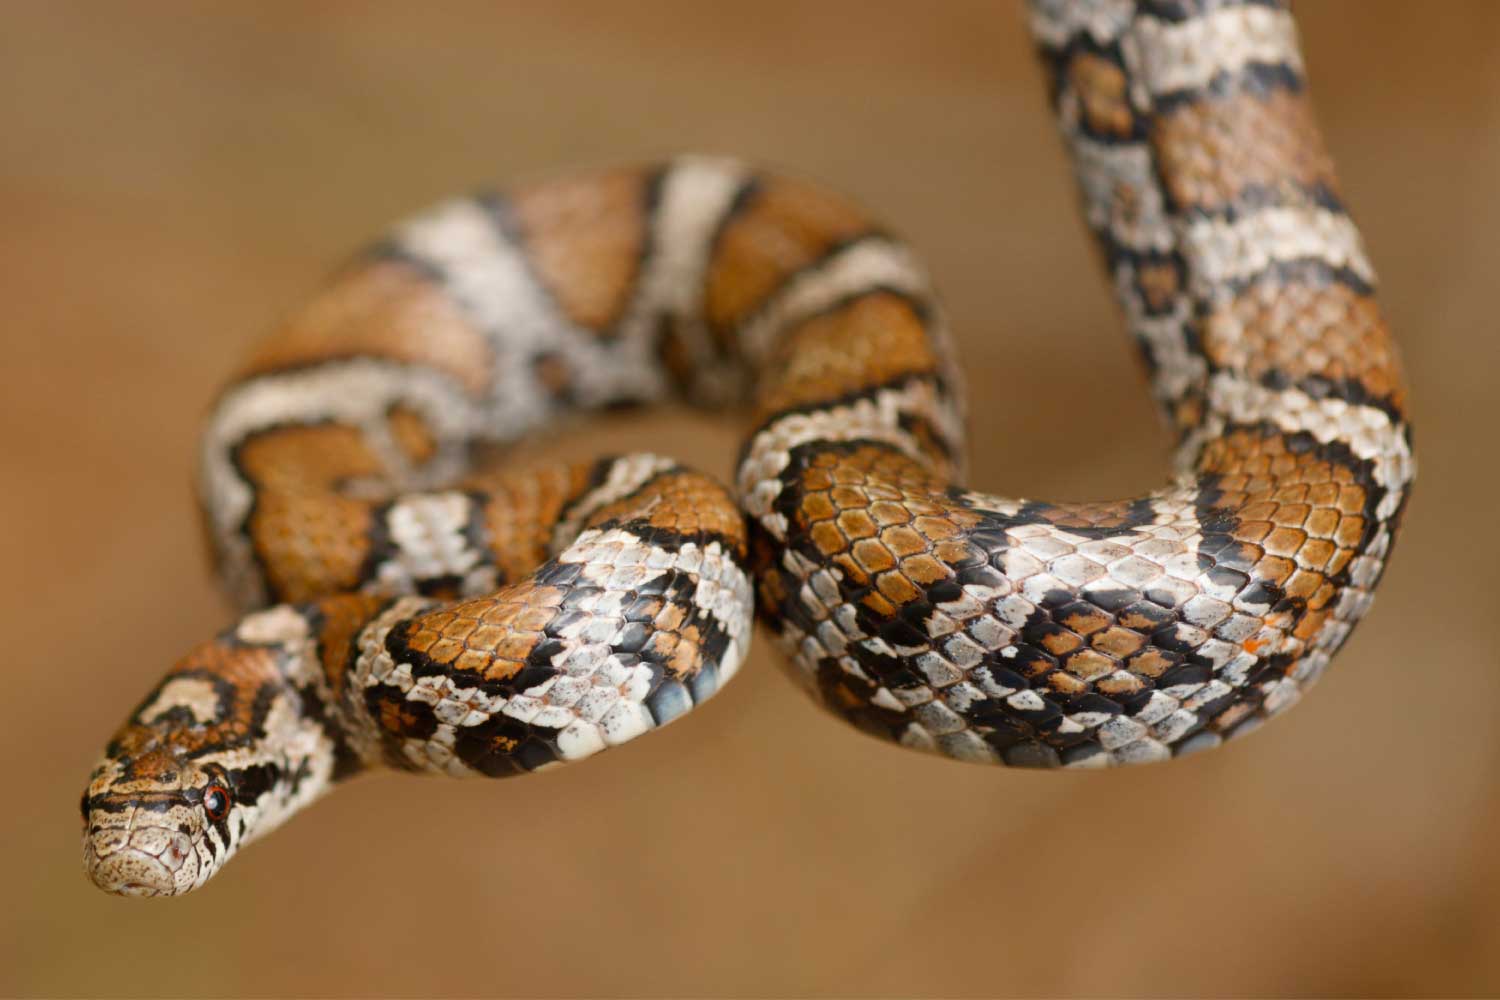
[{"left": 80, "top": 0, "right": 1414, "bottom": 898}]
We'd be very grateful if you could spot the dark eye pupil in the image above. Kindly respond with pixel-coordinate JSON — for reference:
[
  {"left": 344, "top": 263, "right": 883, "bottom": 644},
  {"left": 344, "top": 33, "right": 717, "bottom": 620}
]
[{"left": 206, "top": 789, "right": 226, "bottom": 816}]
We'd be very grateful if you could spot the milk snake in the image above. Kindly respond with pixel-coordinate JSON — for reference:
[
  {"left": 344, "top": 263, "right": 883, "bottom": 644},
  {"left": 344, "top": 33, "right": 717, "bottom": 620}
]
[{"left": 82, "top": 0, "right": 1413, "bottom": 897}]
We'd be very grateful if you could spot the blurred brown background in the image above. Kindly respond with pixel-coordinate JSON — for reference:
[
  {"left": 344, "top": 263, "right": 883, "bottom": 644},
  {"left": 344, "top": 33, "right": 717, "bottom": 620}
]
[{"left": 2, "top": 2, "right": 1498, "bottom": 996}]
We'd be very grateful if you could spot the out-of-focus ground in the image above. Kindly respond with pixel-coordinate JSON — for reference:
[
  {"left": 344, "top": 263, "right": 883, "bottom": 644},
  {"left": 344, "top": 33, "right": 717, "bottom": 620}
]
[{"left": 2, "top": 2, "right": 1498, "bottom": 996}]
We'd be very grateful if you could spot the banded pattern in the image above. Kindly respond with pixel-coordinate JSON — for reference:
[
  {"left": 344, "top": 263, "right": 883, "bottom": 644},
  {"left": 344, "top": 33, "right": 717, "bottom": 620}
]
[
  {"left": 82, "top": 0, "right": 1412, "bottom": 899},
  {"left": 747, "top": 0, "right": 1411, "bottom": 765}
]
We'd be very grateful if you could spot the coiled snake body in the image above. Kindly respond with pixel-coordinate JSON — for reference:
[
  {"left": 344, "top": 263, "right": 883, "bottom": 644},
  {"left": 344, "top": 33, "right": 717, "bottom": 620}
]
[{"left": 82, "top": 0, "right": 1414, "bottom": 897}]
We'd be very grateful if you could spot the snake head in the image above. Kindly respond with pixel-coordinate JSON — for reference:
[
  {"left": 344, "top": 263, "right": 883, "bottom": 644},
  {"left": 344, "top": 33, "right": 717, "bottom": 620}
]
[
  {"left": 80, "top": 635, "right": 334, "bottom": 897},
  {"left": 80, "top": 745, "right": 227, "bottom": 897}
]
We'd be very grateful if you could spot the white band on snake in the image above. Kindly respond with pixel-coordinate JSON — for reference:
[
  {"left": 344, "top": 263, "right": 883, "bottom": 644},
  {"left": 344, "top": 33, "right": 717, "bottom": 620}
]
[{"left": 81, "top": 0, "right": 1413, "bottom": 897}]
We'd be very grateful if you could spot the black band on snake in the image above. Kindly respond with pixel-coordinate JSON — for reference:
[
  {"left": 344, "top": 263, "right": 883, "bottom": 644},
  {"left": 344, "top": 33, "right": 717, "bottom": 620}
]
[{"left": 81, "top": 0, "right": 1414, "bottom": 897}]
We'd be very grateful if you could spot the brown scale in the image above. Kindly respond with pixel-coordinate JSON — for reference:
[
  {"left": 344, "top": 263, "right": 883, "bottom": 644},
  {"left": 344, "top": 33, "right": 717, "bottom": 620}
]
[
  {"left": 396, "top": 576, "right": 715, "bottom": 692},
  {"left": 459, "top": 461, "right": 600, "bottom": 584},
  {"left": 1031, "top": 500, "right": 1150, "bottom": 531},
  {"left": 752, "top": 291, "right": 941, "bottom": 422},
  {"left": 1152, "top": 90, "right": 1340, "bottom": 213},
  {"left": 373, "top": 691, "right": 435, "bottom": 745},
  {"left": 1197, "top": 427, "right": 1371, "bottom": 629},
  {"left": 1135, "top": 260, "right": 1183, "bottom": 314},
  {"left": 980, "top": 576, "right": 1181, "bottom": 705},
  {"left": 236, "top": 424, "right": 383, "bottom": 603},
  {"left": 1062, "top": 51, "right": 1135, "bottom": 139},
  {"left": 456, "top": 462, "right": 747, "bottom": 585},
  {"left": 242, "top": 258, "right": 494, "bottom": 394},
  {"left": 790, "top": 445, "right": 983, "bottom": 620},
  {"left": 705, "top": 176, "right": 873, "bottom": 346},
  {"left": 311, "top": 593, "right": 393, "bottom": 702},
  {"left": 116, "top": 643, "right": 285, "bottom": 761},
  {"left": 397, "top": 581, "right": 568, "bottom": 683},
  {"left": 510, "top": 166, "right": 651, "bottom": 335},
  {"left": 1203, "top": 276, "right": 1409, "bottom": 413},
  {"left": 984, "top": 586, "right": 1176, "bottom": 705},
  {"left": 1087, "top": 628, "right": 1170, "bottom": 698},
  {"left": 583, "top": 469, "right": 749, "bottom": 555},
  {"left": 642, "top": 603, "right": 712, "bottom": 681}
]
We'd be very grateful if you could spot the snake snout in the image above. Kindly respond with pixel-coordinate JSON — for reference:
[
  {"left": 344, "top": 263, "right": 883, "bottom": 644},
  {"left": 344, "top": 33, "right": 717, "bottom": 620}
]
[{"left": 84, "top": 824, "right": 196, "bottom": 897}]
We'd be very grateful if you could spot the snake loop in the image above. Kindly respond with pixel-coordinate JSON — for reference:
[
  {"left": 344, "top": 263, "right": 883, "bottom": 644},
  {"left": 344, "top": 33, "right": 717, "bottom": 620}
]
[{"left": 81, "top": 0, "right": 1412, "bottom": 897}]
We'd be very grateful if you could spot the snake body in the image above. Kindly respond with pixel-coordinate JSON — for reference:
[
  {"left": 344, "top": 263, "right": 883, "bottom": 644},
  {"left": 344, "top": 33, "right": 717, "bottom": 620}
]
[{"left": 82, "top": 0, "right": 1413, "bottom": 897}]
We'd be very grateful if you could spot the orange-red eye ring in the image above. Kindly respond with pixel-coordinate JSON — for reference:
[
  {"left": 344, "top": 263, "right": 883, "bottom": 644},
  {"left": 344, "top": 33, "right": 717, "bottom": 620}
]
[{"left": 203, "top": 782, "right": 232, "bottom": 822}]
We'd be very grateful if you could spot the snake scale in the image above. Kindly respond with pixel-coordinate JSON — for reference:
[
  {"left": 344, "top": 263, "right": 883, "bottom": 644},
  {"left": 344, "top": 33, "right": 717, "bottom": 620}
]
[{"left": 81, "top": 0, "right": 1414, "bottom": 897}]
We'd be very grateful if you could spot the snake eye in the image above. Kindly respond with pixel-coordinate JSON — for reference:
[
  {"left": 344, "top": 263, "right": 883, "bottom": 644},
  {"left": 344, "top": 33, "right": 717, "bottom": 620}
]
[{"left": 203, "top": 782, "right": 231, "bottom": 822}]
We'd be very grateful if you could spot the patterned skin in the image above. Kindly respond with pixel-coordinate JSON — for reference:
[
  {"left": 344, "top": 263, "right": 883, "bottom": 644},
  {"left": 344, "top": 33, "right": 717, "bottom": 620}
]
[
  {"left": 81, "top": 0, "right": 1412, "bottom": 897},
  {"left": 749, "top": 1, "right": 1413, "bottom": 763}
]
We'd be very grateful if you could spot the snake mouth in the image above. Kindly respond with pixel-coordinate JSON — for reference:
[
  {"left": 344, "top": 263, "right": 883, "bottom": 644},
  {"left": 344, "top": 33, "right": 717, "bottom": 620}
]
[
  {"left": 84, "top": 825, "right": 196, "bottom": 897},
  {"left": 85, "top": 846, "right": 176, "bottom": 897}
]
